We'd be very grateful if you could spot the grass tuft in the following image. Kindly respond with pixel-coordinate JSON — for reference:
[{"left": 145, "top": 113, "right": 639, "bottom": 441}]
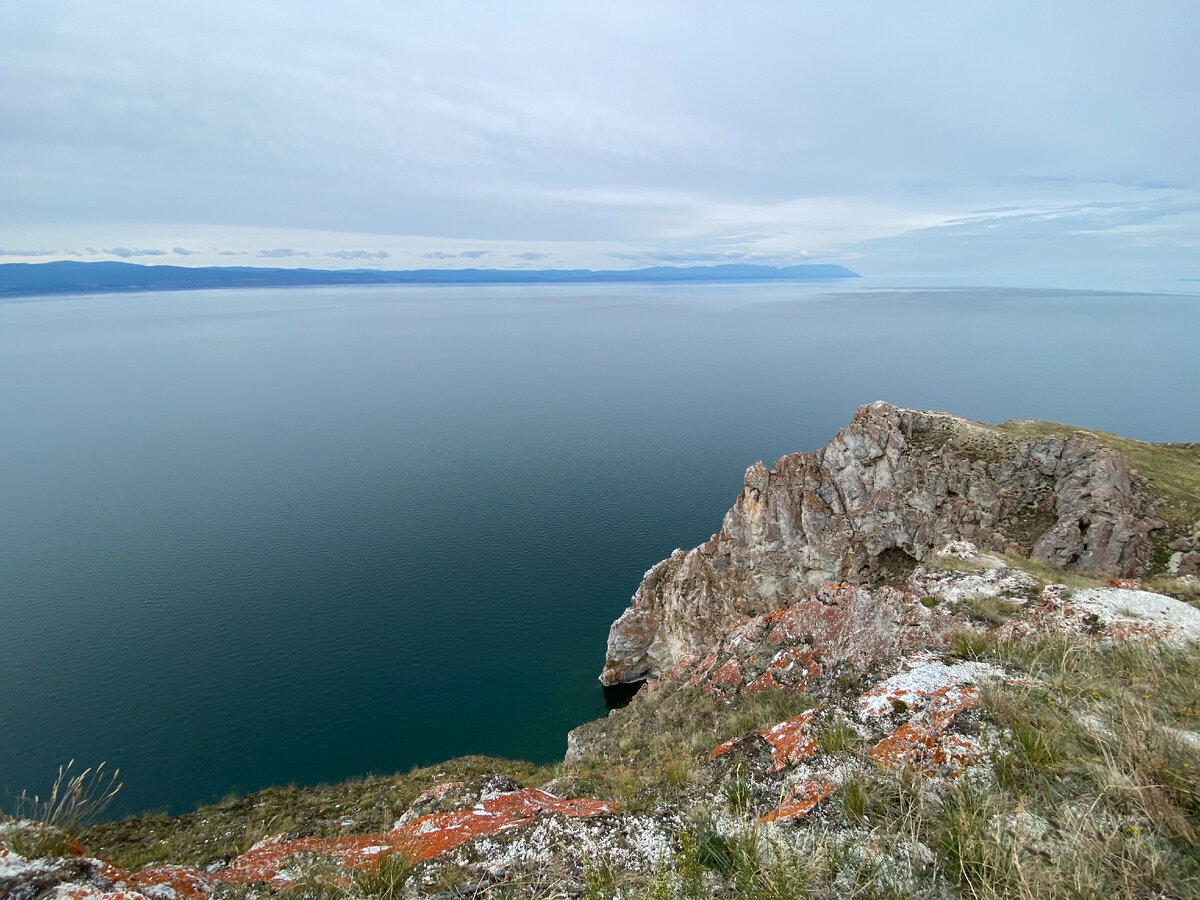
[{"left": 4, "top": 761, "right": 122, "bottom": 859}]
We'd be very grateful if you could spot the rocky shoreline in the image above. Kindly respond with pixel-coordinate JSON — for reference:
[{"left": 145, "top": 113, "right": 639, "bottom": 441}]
[{"left": 4, "top": 403, "right": 1199, "bottom": 899}]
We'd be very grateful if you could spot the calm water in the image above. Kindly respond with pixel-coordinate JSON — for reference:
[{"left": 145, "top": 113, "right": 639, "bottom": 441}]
[{"left": 2, "top": 282, "right": 1197, "bottom": 818}]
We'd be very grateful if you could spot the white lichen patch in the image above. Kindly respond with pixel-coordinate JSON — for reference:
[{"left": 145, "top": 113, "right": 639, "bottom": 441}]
[
  {"left": 857, "top": 655, "right": 1004, "bottom": 719},
  {"left": 1069, "top": 587, "right": 1200, "bottom": 644},
  {"left": 908, "top": 554, "right": 1037, "bottom": 605},
  {"left": 447, "top": 812, "right": 676, "bottom": 881}
]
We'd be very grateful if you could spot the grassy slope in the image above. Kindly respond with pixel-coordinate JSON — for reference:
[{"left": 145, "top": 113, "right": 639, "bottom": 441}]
[{"left": 78, "top": 757, "right": 554, "bottom": 871}]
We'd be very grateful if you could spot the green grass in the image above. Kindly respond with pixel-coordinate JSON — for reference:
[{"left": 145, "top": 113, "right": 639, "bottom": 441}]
[
  {"left": 818, "top": 719, "right": 864, "bottom": 755},
  {"left": 77, "top": 755, "right": 554, "bottom": 871},
  {"left": 957, "top": 595, "right": 1023, "bottom": 627},
  {"left": 566, "top": 680, "right": 818, "bottom": 812},
  {"left": 350, "top": 850, "right": 418, "bottom": 899}
]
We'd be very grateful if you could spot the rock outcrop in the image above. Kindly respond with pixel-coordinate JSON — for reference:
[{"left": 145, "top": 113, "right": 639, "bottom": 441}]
[{"left": 601, "top": 401, "right": 1165, "bottom": 685}]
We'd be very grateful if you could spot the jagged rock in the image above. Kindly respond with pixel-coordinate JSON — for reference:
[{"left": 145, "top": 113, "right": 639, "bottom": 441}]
[{"left": 601, "top": 402, "right": 1165, "bottom": 684}]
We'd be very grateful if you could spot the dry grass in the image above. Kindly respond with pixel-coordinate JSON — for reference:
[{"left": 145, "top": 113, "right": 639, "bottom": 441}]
[
  {"left": 79, "top": 755, "right": 553, "bottom": 871},
  {"left": 4, "top": 760, "right": 122, "bottom": 858}
]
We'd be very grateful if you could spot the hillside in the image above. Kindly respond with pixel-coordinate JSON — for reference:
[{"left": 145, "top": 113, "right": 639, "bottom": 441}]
[{"left": 3, "top": 403, "right": 1198, "bottom": 900}]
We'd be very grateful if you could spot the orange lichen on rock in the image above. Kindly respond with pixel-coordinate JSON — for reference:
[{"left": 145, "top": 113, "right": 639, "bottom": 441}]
[
  {"left": 684, "top": 648, "right": 719, "bottom": 688},
  {"left": 708, "top": 708, "right": 820, "bottom": 771},
  {"left": 746, "top": 647, "right": 821, "bottom": 694},
  {"left": 41, "top": 862, "right": 215, "bottom": 900},
  {"left": 661, "top": 653, "right": 699, "bottom": 681},
  {"left": 54, "top": 889, "right": 147, "bottom": 900},
  {"left": 760, "top": 709, "right": 820, "bottom": 773},
  {"left": 701, "top": 657, "right": 743, "bottom": 695},
  {"left": 217, "top": 788, "right": 620, "bottom": 886},
  {"left": 124, "top": 865, "right": 214, "bottom": 900},
  {"left": 756, "top": 779, "right": 834, "bottom": 824},
  {"left": 709, "top": 738, "right": 739, "bottom": 760},
  {"left": 868, "top": 685, "right": 983, "bottom": 773}
]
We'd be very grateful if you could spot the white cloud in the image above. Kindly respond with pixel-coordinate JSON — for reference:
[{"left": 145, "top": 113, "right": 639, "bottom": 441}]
[{"left": 0, "top": 2, "right": 1195, "bottom": 285}]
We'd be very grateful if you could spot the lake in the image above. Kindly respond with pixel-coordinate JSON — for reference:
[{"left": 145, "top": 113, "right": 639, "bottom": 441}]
[{"left": 1, "top": 281, "right": 1197, "bottom": 818}]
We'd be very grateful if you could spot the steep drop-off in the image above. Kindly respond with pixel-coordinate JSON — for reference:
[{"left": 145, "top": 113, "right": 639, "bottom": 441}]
[{"left": 602, "top": 401, "right": 1179, "bottom": 685}]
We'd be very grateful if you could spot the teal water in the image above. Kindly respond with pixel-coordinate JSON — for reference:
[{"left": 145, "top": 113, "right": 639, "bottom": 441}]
[{"left": 1, "top": 282, "right": 1197, "bottom": 818}]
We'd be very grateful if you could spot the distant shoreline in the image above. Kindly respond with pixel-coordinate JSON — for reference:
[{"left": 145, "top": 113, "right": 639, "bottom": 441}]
[{"left": 0, "top": 260, "right": 859, "bottom": 298}]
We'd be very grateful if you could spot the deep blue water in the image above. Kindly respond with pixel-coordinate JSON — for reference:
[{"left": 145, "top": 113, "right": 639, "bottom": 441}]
[{"left": 1, "top": 282, "right": 1197, "bottom": 818}]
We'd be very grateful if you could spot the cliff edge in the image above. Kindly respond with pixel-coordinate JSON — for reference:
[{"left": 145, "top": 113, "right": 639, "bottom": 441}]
[{"left": 601, "top": 401, "right": 1182, "bottom": 685}]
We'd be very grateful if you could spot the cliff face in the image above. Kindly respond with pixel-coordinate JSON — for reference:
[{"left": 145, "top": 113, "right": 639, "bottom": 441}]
[{"left": 601, "top": 401, "right": 1164, "bottom": 685}]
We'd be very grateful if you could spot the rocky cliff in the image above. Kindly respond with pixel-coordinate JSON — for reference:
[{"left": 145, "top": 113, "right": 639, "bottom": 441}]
[
  {"left": 601, "top": 401, "right": 1171, "bottom": 685},
  {"left": 4, "top": 404, "right": 1199, "bottom": 900}
]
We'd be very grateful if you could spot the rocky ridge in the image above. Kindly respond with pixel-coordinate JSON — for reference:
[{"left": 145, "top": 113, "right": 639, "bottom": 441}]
[{"left": 601, "top": 401, "right": 1179, "bottom": 686}]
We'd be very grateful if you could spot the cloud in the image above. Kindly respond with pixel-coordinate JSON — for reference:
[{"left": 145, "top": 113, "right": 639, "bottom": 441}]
[
  {"left": 104, "top": 247, "right": 167, "bottom": 257},
  {"left": 217, "top": 249, "right": 247, "bottom": 256},
  {"left": 172, "top": 247, "right": 197, "bottom": 255},
  {"left": 843, "top": 194, "right": 1200, "bottom": 287},
  {"left": 511, "top": 252, "right": 548, "bottom": 261},
  {"left": 0, "top": 247, "right": 57, "bottom": 256},
  {"left": 457, "top": 250, "right": 493, "bottom": 259},
  {"left": 256, "top": 248, "right": 309, "bottom": 258},
  {"left": 607, "top": 250, "right": 747, "bottom": 263},
  {"left": 2, "top": 4, "right": 1195, "bottom": 286},
  {"left": 324, "top": 249, "right": 390, "bottom": 260}
]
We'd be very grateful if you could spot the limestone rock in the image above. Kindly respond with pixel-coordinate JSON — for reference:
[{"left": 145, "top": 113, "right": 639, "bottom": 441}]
[{"left": 601, "top": 402, "right": 1165, "bottom": 684}]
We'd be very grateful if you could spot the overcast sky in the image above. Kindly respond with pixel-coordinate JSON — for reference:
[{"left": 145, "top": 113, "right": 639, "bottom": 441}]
[{"left": 2, "top": 1, "right": 1196, "bottom": 287}]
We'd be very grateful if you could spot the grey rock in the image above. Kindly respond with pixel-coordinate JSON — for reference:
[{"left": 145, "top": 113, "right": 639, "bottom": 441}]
[{"left": 600, "top": 402, "right": 1164, "bottom": 685}]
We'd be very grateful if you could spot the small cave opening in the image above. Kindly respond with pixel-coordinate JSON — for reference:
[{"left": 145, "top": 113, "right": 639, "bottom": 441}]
[
  {"left": 603, "top": 679, "right": 645, "bottom": 711},
  {"left": 869, "top": 546, "right": 921, "bottom": 588}
]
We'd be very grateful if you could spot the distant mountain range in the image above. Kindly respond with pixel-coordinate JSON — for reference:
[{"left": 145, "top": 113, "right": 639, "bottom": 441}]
[{"left": 0, "top": 260, "right": 859, "bottom": 297}]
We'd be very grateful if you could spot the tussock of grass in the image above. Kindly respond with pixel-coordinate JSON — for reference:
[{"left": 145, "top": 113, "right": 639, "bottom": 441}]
[
  {"left": 4, "top": 761, "right": 123, "bottom": 859},
  {"left": 959, "top": 634, "right": 1200, "bottom": 897},
  {"left": 349, "top": 850, "right": 418, "bottom": 899},
  {"left": 958, "top": 596, "right": 1023, "bottom": 627},
  {"left": 817, "top": 719, "right": 863, "bottom": 755}
]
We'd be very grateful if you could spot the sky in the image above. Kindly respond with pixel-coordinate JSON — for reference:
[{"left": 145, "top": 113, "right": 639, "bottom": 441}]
[{"left": 1, "top": 1, "right": 1197, "bottom": 288}]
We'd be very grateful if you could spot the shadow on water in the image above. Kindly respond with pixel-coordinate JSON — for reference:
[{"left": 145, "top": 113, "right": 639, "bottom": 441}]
[{"left": 603, "top": 680, "right": 646, "bottom": 711}]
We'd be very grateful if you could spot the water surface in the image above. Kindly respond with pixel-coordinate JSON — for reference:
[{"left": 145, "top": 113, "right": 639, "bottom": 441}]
[{"left": 1, "top": 282, "right": 1196, "bottom": 816}]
